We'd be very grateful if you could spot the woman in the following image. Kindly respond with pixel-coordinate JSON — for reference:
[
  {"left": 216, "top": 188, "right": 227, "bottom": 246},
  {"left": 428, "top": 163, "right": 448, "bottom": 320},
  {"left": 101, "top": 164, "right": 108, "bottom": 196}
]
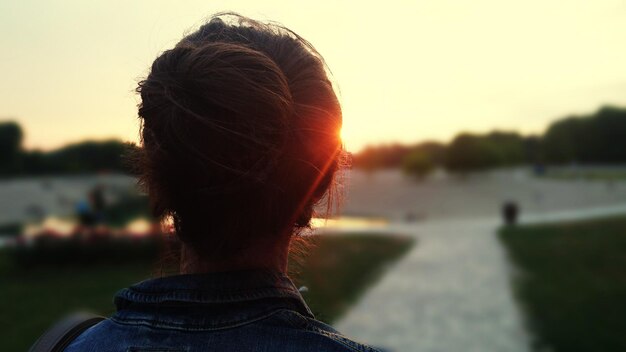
[{"left": 64, "top": 13, "right": 379, "bottom": 352}]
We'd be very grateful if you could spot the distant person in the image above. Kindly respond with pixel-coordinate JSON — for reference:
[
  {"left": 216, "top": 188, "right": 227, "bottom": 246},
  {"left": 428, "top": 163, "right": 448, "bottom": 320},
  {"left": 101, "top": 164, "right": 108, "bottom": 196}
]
[
  {"left": 88, "top": 184, "right": 106, "bottom": 224},
  {"left": 74, "top": 185, "right": 107, "bottom": 235},
  {"left": 31, "top": 13, "right": 378, "bottom": 352},
  {"left": 75, "top": 198, "right": 95, "bottom": 228},
  {"left": 502, "top": 201, "right": 519, "bottom": 226}
]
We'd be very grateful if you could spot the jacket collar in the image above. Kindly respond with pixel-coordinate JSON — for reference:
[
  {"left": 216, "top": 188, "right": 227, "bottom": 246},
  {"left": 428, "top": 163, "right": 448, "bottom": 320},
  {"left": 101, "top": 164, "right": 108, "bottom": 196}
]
[{"left": 112, "top": 270, "right": 314, "bottom": 330}]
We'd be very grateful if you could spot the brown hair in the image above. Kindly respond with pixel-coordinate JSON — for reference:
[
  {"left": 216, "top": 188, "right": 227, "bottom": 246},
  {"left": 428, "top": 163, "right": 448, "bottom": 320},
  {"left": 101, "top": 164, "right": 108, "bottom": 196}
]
[{"left": 135, "top": 13, "right": 343, "bottom": 261}]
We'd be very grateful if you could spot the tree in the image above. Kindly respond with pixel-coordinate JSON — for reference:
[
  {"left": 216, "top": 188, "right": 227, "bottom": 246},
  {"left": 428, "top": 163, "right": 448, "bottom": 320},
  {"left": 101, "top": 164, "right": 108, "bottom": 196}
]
[
  {"left": 579, "top": 106, "right": 626, "bottom": 163},
  {"left": 444, "top": 133, "right": 504, "bottom": 172},
  {"left": 45, "top": 140, "right": 136, "bottom": 173},
  {"left": 402, "top": 149, "right": 435, "bottom": 179},
  {"left": 541, "top": 106, "right": 626, "bottom": 164},
  {"left": 485, "top": 131, "right": 525, "bottom": 165},
  {"left": 542, "top": 116, "right": 583, "bottom": 163},
  {"left": 0, "top": 121, "right": 24, "bottom": 175},
  {"left": 352, "top": 144, "right": 413, "bottom": 171}
]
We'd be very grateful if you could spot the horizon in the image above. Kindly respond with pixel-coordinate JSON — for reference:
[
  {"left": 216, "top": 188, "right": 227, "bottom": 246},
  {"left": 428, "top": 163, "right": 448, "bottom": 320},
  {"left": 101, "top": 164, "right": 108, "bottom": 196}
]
[
  {"left": 2, "top": 0, "right": 626, "bottom": 152},
  {"left": 5, "top": 102, "right": 624, "bottom": 154}
]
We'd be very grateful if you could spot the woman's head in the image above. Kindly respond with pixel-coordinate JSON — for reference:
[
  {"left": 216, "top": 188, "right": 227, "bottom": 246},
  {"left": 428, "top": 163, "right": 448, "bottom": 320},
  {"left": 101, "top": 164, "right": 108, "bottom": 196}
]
[{"left": 135, "top": 13, "right": 342, "bottom": 263}]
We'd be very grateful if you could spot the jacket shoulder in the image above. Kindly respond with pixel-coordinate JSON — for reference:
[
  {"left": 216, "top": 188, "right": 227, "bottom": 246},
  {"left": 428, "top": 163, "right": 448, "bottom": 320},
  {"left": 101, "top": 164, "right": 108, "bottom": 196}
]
[
  {"left": 65, "top": 310, "right": 382, "bottom": 352},
  {"left": 268, "top": 310, "right": 382, "bottom": 352}
]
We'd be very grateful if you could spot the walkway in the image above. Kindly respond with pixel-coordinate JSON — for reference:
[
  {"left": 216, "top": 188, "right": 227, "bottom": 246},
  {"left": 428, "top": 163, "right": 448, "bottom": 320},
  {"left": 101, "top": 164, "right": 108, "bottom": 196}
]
[
  {"left": 335, "top": 219, "right": 529, "bottom": 352},
  {"left": 334, "top": 204, "right": 626, "bottom": 352}
]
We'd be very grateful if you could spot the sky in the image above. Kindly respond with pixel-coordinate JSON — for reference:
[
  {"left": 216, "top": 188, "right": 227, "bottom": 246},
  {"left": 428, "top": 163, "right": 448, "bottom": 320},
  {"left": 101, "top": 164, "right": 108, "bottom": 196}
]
[{"left": 1, "top": 0, "right": 626, "bottom": 152}]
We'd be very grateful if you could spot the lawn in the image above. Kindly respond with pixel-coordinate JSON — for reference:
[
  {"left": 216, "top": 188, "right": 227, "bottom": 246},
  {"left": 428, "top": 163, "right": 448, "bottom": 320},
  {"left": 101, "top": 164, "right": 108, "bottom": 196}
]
[
  {"left": 0, "top": 233, "right": 413, "bottom": 351},
  {"left": 499, "top": 216, "right": 626, "bottom": 352},
  {"left": 541, "top": 168, "right": 626, "bottom": 181}
]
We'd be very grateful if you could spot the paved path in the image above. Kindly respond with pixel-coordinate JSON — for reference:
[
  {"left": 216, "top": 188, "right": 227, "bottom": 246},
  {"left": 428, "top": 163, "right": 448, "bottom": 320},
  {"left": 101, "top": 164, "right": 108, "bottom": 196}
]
[
  {"left": 333, "top": 204, "right": 626, "bottom": 352},
  {"left": 335, "top": 219, "right": 529, "bottom": 352}
]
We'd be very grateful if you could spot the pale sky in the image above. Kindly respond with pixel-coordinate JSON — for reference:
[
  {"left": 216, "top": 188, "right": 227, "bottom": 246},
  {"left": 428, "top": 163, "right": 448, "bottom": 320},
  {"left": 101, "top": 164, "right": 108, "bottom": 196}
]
[{"left": 2, "top": 0, "right": 626, "bottom": 152}]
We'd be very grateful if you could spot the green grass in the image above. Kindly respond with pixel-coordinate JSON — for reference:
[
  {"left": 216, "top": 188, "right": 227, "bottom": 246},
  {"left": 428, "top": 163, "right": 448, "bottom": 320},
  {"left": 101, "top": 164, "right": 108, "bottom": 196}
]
[
  {"left": 542, "top": 169, "right": 626, "bottom": 181},
  {"left": 292, "top": 234, "right": 414, "bottom": 323},
  {"left": 0, "top": 233, "right": 413, "bottom": 351},
  {"left": 499, "top": 216, "right": 626, "bottom": 352}
]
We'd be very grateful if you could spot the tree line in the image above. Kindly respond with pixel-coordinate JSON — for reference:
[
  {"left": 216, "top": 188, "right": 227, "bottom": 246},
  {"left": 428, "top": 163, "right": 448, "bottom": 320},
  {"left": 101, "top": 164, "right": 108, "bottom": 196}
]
[
  {"left": 1, "top": 105, "right": 625, "bottom": 177},
  {"left": 352, "top": 105, "right": 626, "bottom": 177},
  {"left": 0, "top": 121, "right": 137, "bottom": 177}
]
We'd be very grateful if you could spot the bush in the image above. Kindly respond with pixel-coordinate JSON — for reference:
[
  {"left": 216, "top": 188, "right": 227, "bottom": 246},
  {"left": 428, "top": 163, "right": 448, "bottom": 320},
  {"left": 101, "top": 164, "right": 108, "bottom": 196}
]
[{"left": 402, "top": 149, "right": 434, "bottom": 179}]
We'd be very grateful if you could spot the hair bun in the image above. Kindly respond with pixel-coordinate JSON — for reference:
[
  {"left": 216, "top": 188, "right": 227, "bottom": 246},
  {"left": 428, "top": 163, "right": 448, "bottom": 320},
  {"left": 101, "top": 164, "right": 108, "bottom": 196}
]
[
  {"left": 135, "top": 13, "right": 342, "bottom": 259},
  {"left": 138, "top": 40, "right": 295, "bottom": 185}
]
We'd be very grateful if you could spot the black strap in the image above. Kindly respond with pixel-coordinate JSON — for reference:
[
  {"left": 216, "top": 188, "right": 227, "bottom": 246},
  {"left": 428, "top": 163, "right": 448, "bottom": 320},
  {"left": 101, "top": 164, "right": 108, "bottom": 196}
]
[{"left": 28, "top": 312, "right": 105, "bottom": 352}]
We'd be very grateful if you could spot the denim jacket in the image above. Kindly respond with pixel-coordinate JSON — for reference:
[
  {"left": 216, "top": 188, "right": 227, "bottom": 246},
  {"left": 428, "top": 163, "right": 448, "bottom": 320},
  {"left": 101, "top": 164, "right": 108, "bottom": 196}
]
[{"left": 65, "top": 270, "right": 379, "bottom": 352}]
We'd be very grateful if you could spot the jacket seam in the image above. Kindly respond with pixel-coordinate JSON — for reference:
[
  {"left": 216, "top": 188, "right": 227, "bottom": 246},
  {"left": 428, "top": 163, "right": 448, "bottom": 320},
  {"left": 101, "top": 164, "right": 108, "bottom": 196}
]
[
  {"left": 280, "top": 311, "right": 376, "bottom": 352},
  {"left": 109, "top": 308, "right": 290, "bottom": 332},
  {"left": 117, "top": 287, "right": 302, "bottom": 305},
  {"left": 306, "top": 325, "right": 372, "bottom": 352}
]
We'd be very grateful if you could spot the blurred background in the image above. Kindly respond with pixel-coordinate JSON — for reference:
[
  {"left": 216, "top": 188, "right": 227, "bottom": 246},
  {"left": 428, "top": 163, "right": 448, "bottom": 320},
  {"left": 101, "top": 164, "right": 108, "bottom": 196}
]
[{"left": 2, "top": 1, "right": 626, "bottom": 351}]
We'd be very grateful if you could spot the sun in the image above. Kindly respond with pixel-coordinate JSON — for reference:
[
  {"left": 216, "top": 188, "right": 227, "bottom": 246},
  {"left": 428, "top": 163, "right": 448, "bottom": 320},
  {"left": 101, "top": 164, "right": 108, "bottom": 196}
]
[
  {"left": 339, "top": 126, "right": 346, "bottom": 141},
  {"left": 338, "top": 125, "right": 356, "bottom": 152}
]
